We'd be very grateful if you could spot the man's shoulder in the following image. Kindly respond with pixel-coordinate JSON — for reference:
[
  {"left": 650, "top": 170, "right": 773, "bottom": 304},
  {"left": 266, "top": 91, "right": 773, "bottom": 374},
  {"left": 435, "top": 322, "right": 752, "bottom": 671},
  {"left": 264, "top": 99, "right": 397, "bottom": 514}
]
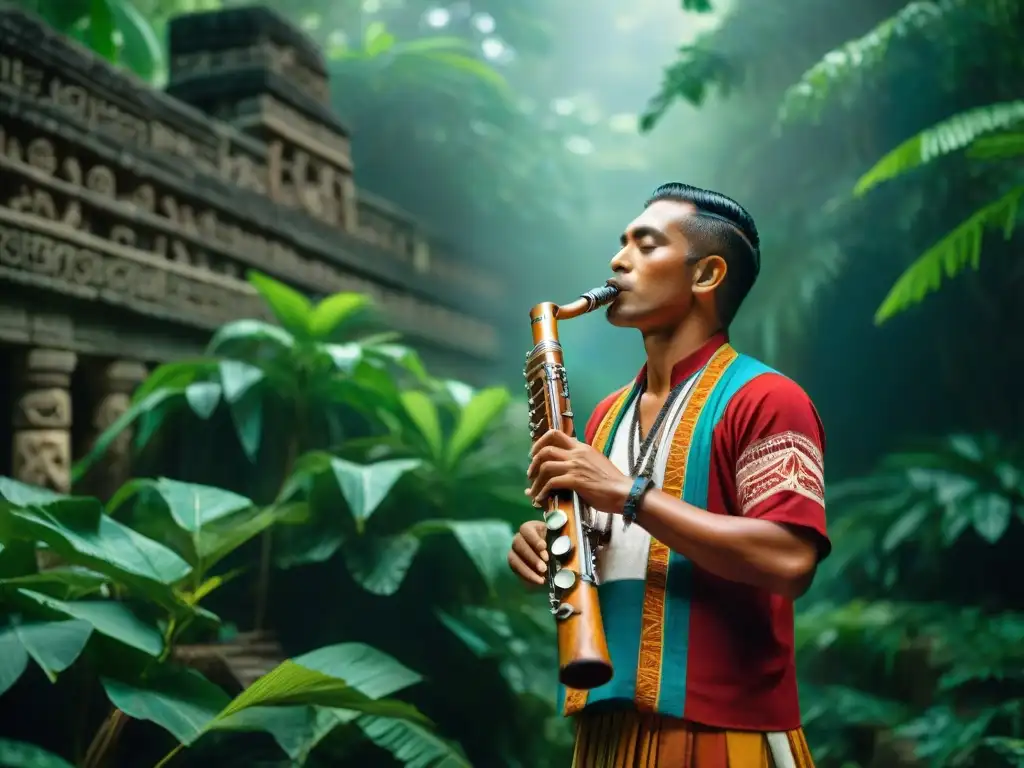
[
  {"left": 724, "top": 357, "right": 826, "bottom": 447},
  {"left": 730, "top": 357, "right": 815, "bottom": 409}
]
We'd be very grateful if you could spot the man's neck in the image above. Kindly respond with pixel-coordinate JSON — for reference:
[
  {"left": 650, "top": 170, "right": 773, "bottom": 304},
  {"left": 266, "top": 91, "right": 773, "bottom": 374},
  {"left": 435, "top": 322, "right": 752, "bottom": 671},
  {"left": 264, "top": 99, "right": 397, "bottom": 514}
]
[{"left": 642, "top": 316, "right": 721, "bottom": 398}]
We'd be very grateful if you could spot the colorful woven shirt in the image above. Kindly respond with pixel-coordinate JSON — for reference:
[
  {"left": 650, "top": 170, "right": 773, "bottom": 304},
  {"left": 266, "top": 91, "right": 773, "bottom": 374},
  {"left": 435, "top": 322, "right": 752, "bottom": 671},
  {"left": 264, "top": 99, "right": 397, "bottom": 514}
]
[{"left": 558, "top": 333, "right": 829, "bottom": 733}]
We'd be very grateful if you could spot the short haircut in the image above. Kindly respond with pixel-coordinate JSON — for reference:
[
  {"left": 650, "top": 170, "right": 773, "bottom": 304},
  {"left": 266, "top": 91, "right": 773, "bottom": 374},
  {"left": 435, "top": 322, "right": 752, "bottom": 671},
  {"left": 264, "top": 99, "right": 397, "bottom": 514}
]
[{"left": 645, "top": 182, "right": 760, "bottom": 327}]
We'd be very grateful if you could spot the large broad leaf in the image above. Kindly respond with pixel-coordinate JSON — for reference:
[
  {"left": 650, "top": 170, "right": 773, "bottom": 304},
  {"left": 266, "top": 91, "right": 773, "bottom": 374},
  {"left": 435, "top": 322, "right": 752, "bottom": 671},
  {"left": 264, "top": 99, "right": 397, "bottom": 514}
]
[
  {"left": 0, "top": 739, "right": 74, "bottom": 768},
  {"left": 345, "top": 520, "right": 514, "bottom": 596},
  {"left": 207, "top": 319, "right": 295, "bottom": 358},
  {"left": 412, "top": 520, "right": 514, "bottom": 594},
  {"left": 111, "top": 478, "right": 303, "bottom": 570},
  {"left": 184, "top": 382, "right": 222, "bottom": 421},
  {"left": 358, "top": 716, "right": 472, "bottom": 767},
  {"left": 400, "top": 392, "right": 444, "bottom": 461},
  {"left": 0, "top": 487, "right": 191, "bottom": 610},
  {"left": 444, "top": 387, "right": 511, "bottom": 469},
  {"left": 0, "top": 615, "right": 92, "bottom": 696},
  {"left": 17, "top": 588, "right": 163, "bottom": 657},
  {"left": 308, "top": 293, "right": 372, "bottom": 339},
  {"left": 207, "top": 642, "right": 432, "bottom": 762},
  {"left": 140, "top": 643, "right": 427, "bottom": 766},
  {"left": 343, "top": 534, "right": 421, "bottom": 596},
  {"left": 247, "top": 270, "right": 312, "bottom": 338},
  {"left": 220, "top": 361, "right": 265, "bottom": 461},
  {"left": 329, "top": 458, "right": 422, "bottom": 532}
]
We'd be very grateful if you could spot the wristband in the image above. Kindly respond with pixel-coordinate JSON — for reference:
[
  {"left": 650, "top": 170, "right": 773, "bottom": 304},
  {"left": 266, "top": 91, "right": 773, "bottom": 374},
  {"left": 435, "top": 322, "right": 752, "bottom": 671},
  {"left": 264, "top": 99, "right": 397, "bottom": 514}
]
[{"left": 622, "top": 475, "right": 654, "bottom": 530}]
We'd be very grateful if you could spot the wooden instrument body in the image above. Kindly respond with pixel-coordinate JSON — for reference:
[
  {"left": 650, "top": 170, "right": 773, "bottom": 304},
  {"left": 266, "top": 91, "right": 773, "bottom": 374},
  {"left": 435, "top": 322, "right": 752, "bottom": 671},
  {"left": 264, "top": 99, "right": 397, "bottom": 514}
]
[{"left": 524, "top": 299, "right": 613, "bottom": 691}]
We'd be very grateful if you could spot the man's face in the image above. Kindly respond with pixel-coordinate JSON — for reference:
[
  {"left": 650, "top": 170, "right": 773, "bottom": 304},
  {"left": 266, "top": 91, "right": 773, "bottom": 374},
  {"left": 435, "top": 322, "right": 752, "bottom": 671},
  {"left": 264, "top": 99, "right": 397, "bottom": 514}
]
[{"left": 605, "top": 200, "right": 702, "bottom": 332}]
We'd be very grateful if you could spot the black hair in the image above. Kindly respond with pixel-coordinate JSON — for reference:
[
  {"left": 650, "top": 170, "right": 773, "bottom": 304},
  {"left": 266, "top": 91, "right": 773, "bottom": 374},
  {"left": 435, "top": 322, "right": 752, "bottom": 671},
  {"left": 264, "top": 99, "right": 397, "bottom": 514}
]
[{"left": 644, "top": 182, "right": 760, "bottom": 327}]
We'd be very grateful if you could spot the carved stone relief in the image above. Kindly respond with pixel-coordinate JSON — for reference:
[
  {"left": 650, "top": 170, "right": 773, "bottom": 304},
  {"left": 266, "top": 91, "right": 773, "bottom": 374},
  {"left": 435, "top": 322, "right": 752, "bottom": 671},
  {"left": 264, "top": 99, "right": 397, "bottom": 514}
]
[
  {"left": 12, "top": 348, "right": 77, "bottom": 493},
  {"left": 79, "top": 360, "right": 149, "bottom": 500}
]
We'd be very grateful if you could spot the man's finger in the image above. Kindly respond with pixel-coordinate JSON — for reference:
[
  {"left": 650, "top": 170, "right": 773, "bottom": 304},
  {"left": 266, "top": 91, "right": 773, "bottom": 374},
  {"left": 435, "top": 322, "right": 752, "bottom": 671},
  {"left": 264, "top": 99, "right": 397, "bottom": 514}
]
[
  {"left": 529, "top": 428, "right": 574, "bottom": 457},
  {"left": 526, "top": 446, "right": 570, "bottom": 480},
  {"left": 520, "top": 521, "right": 548, "bottom": 558},
  {"left": 530, "top": 461, "right": 573, "bottom": 502},
  {"left": 513, "top": 533, "right": 547, "bottom": 573},
  {"left": 507, "top": 549, "right": 545, "bottom": 585}
]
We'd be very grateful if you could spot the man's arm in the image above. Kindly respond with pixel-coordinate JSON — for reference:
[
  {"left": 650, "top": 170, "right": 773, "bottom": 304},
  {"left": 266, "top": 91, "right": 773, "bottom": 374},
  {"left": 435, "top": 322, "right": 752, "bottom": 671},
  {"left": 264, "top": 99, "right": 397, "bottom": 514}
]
[
  {"left": 634, "top": 494, "right": 820, "bottom": 599},
  {"left": 636, "top": 374, "right": 828, "bottom": 600}
]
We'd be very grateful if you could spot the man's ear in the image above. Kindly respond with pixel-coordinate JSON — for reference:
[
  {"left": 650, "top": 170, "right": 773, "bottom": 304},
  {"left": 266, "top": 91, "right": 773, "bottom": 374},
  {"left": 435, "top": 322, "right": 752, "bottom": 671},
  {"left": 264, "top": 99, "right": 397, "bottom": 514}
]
[{"left": 691, "top": 254, "right": 727, "bottom": 295}]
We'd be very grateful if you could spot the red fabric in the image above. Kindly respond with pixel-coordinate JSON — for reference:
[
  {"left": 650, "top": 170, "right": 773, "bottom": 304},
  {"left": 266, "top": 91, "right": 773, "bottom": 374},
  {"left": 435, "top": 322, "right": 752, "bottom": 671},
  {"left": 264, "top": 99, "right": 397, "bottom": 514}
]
[{"left": 583, "top": 334, "right": 829, "bottom": 732}]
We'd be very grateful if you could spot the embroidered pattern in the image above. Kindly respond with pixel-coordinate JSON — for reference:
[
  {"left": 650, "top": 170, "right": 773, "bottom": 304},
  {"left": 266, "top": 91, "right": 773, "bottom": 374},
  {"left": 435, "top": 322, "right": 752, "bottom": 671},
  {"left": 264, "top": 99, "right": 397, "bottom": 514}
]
[{"left": 735, "top": 431, "right": 825, "bottom": 515}]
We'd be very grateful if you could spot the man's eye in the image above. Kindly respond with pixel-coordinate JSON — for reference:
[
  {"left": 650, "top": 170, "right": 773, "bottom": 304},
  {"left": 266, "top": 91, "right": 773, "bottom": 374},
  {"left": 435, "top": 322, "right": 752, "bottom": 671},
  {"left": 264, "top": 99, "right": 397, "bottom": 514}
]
[{"left": 637, "top": 241, "right": 657, "bottom": 252}]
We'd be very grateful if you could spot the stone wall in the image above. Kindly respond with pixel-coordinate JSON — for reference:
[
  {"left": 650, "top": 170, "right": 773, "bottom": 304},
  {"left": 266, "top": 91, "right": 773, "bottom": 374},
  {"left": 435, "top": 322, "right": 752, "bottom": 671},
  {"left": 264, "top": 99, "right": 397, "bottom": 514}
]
[{"left": 0, "top": 5, "right": 505, "bottom": 494}]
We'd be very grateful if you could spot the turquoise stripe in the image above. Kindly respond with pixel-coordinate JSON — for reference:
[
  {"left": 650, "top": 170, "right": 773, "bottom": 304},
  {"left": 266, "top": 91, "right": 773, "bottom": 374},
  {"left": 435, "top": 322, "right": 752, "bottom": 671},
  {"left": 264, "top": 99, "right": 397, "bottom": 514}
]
[
  {"left": 657, "top": 354, "right": 775, "bottom": 717},
  {"left": 559, "top": 578, "right": 647, "bottom": 709}
]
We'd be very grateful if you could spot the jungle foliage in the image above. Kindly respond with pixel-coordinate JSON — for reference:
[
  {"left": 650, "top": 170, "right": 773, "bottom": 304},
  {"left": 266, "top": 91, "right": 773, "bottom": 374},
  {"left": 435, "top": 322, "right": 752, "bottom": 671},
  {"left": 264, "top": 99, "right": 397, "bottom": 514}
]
[{"left": 1, "top": 272, "right": 563, "bottom": 767}]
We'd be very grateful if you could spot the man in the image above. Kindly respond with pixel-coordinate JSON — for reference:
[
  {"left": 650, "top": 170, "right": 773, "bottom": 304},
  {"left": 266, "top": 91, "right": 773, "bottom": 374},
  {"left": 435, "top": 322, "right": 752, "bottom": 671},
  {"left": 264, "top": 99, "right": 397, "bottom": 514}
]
[{"left": 508, "top": 182, "right": 829, "bottom": 768}]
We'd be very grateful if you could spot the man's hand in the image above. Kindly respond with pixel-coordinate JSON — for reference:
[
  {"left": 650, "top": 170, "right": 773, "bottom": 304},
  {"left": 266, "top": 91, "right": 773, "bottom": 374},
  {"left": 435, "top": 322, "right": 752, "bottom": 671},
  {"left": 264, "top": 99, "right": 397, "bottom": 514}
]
[
  {"left": 508, "top": 520, "right": 548, "bottom": 586},
  {"left": 525, "top": 429, "right": 632, "bottom": 512}
]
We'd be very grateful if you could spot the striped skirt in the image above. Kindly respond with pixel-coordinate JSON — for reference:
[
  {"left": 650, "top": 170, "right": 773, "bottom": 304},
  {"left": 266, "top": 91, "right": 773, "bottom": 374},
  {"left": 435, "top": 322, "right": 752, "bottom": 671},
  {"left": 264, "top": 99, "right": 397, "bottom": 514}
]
[{"left": 571, "top": 711, "right": 815, "bottom": 768}]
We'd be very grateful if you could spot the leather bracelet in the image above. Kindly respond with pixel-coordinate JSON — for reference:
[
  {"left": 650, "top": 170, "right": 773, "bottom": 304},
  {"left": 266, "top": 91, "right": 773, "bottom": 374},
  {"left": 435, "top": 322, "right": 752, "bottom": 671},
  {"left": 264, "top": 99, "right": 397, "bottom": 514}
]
[{"left": 622, "top": 475, "right": 655, "bottom": 530}]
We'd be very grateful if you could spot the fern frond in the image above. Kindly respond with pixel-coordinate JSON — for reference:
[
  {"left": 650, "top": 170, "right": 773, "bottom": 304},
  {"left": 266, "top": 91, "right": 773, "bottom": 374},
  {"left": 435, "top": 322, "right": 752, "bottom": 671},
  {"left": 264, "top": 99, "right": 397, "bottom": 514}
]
[
  {"left": 854, "top": 101, "right": 1024, "bottom": 196},
  {"left": 779, "top": 1, "right": 948, "bottom": 124},
  {"left": 779, "top": 0, "right": 1020, "bottom": 125},
  {"left": 875, "top": 186, "right": 1024, "bottom": 324},
  {"left": 969, "top": 130, "right": 1024, "bottom": 161}
]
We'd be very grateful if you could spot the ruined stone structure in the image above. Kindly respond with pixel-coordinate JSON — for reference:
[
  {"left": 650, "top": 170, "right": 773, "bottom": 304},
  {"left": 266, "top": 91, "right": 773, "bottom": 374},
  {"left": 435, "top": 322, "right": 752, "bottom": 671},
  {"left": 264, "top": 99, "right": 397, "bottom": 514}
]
[{"left": 0, "top": 6, "right": 503, "bottom": 495}]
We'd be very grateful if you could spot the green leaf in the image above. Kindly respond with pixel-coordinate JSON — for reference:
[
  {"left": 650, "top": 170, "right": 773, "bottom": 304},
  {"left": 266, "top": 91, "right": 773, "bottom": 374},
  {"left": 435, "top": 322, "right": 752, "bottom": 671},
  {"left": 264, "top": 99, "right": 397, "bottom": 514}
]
[
  {"left": 151, "top": 643, "right": 427, "bottom": 765},
  {"left": 219, "top": 361, "right": 264, "bottom": 403},
  {"left": 0, "top": 494, "right": 192, "bottom": 609},
  {"left": 220, "top": 361, "right": 265, "bottom": 461},
  {"left": 108, "top": 0, "right": 163, "bottom": 81},
  {"left": 132, "top": 359, "right": 216, "bottom": 404},
  {"left": 132, "top": 479, "right": 252, "bottom": 533},
  {"left": 308, "top": 293, "right": 371, "bottom": 339},
  {"left": 207, "top": 319, "right": 295, "bottom": 357},
  {"left": 0, "top": 739, "right": 74, "bottom": 768},
  {"left": 247, "top": 270, "right": 312, "bottom": 337},
  {"left": 343, "top": 534, "right": 420, "bottom": 596},
  {"left": 184, "top": 382, "right": 221, "bottom": 420},
  {"left": 445, "top": 387, "right": 510, "bottom": 468},
  {"left": 103, "top": 664, "right": 231, "bottom": 745},
  {"left": 882, "top": 502, "right": 929, "bottom": 552},
  {"left": 875, "top": 186, "right": 1024, "bottom": 323},
  {"left": 329, "top": 458, "right": 421, "bottom": 532},
  {"left": 853, "top": 101, "right": 1024, "bottom": 196},
  {"left": 971, "top": 496, "right": 1012, "bottom": 543},
  {"left": 0, "top": 567, "right": 109, "bottom": 601},
  {"left": 358, "top": 716, "right": 472, "bottom": 767},
  {"left": 87, "top": 0, "right": 117, "bottom": 62},
  {"left": 0, "top": 615, "right": 92, "bottom": 694},
  {"left": 16, "top": 589, "right": 163, "bottom": 657},
  {"left": 400, "top": 391, "right": 444, "bottom": 460},
  {"left": 211, "top": 645, "right": 432, "bottom": 761},
  {"left": 411, "top": 520, "right": 514, "bottom": 594}
]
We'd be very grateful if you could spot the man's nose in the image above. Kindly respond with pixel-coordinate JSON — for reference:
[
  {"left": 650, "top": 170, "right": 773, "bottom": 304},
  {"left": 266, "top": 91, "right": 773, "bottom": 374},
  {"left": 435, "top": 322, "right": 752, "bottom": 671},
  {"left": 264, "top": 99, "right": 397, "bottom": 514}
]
[{"left": 609, "top": 246, "right": 630, "bottom": 273}]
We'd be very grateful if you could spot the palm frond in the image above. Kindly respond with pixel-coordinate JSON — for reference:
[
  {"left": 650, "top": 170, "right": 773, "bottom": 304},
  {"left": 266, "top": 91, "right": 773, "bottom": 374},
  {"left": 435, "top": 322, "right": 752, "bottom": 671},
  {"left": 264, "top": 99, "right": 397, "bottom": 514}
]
[
  {"left": 875, "top": 186, "right": 1024, "bottom": 323},
  {"left": 778, "top": 0, "right": 1020, "bottom": 125},
  {"left": 854, "top": 101, "right": 1024, "bottom": 196}
]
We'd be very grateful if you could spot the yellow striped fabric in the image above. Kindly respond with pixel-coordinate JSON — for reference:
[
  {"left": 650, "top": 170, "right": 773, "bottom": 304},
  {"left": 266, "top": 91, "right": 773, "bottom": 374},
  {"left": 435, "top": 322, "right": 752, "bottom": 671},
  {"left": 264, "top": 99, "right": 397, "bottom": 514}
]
[{"left": 571, "top": 710, "right": 815, "bottom": 768}]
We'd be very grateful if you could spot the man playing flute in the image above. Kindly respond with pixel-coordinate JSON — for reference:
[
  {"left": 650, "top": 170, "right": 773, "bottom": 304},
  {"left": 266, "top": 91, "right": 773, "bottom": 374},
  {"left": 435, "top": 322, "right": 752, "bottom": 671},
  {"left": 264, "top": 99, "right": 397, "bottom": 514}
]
[{"left": 508, "top": 182, "right": 830, "bottom": 768}]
